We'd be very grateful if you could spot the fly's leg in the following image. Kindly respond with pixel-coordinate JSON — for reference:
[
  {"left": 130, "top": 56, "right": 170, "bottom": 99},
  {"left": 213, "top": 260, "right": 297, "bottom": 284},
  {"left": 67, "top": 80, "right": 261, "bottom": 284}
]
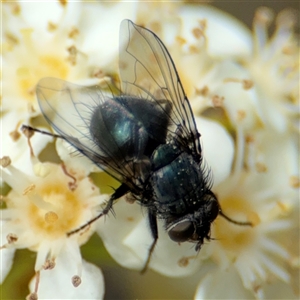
[
  {"left": 67, "top": 183, "right": 130, "bottom": 236},
  {"left": 21, "top": 125, "right": 65, "bottom": 139},
  {"left": 141, "top": 211, "right": 158, "bottom": 274},
  {"left": 21, "top": 125, "right": 132, "bottom": 235}
]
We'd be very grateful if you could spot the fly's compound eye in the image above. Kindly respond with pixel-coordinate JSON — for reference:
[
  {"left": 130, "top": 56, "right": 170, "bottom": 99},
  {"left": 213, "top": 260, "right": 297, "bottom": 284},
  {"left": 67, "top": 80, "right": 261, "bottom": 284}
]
[
  {"left": 205, "top": 198, "right": 220, "bottom": 222},
  {"left": 167, "top": 220, "right": 194, "bottom": 242}
]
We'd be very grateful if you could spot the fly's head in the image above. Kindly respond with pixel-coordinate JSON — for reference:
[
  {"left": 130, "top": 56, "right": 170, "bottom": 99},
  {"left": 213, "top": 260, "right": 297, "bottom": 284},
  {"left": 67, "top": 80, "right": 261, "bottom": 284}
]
[{"left": 166, "top": 191, "right": 220, "bottom": 251}]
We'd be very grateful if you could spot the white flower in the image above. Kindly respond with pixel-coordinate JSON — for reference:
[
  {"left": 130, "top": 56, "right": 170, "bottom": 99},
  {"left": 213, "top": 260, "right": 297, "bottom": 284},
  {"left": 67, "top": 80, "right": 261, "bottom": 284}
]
[
  {"left": 1, "top": 111, "right": 52, "bottom": 175},
  {"left": 28, "top": 255, "right": 104, "bottom": 300},
  {"left": 1, "top": 2, "right": 138, "bottom": 298},
  {"left": 2, "top": 1, "right": 138, "bottom": 113},
  {"left": 204, "top": 129, "right": 298, "bottom": 298},
  {"left": 0, "top": 146, "right": 107, "bottom": 299},
  {"left": 178, "top": 4, "right": 252, "bottom": 58},
  {"left": 247, "top": 7, "right": 299, "bottom": 133}
]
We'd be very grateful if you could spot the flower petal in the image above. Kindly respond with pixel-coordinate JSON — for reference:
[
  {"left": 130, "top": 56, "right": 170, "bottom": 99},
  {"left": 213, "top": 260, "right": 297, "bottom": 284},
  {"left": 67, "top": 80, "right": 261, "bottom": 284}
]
[
  {"left": 96, "top": 199, "right": 145, "bottom": 270},
  {"left": 28, "top": 253, "right": 104, "bottom": 299},
  {"left": 179, "top": 5, "right": 252, "bottom": 58},
  {"left": 56, "top": 139, "right": 99, "bottom": 177},
  {"left": 123, "top": 217, "right": 203, "bottom": 277},
  {"left": 0, "top": 221, "right": 16, "bottom": 284},
  {"left": 2, "top": 111, "right": 53, "bottom": 175},
  {"left": 195, "top": 117, "right": 234, "bottom": 186},
  {"left": 262, "top": 280, "right": 299, "bottom": 300},
  {"left": 195, "top": 267, "right": 254, "bottom": 299},
  {"left": 77, "top": 2, "right": 138, "bottom": 68}
]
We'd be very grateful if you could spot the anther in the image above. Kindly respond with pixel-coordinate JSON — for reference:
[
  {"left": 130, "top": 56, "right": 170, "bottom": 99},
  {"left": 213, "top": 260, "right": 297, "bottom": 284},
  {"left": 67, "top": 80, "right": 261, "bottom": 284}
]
[
  {"left": 0, "top": 156, "right": 11, "bottom": 167},
  {"left": 72, "top": 275, "right": 82, "bottom": 287}
]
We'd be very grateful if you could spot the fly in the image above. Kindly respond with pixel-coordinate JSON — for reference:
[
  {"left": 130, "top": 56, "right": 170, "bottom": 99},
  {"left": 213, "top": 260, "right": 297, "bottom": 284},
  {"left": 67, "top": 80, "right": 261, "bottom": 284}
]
[{"left": 22, "top": 19, "right": 252, "bottom": 272}]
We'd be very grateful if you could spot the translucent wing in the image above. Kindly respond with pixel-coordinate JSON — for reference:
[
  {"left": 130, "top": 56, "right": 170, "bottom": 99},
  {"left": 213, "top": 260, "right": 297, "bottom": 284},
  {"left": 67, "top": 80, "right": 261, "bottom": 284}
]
[
  {"left": 37, "top": 77, "right": 136, "bottom": 184},
  {"left": 37, "top": 20, "right": 202, "bottom": 186},
  {"left": 119, "top": 19, "right": 202, "bottom": 157}
]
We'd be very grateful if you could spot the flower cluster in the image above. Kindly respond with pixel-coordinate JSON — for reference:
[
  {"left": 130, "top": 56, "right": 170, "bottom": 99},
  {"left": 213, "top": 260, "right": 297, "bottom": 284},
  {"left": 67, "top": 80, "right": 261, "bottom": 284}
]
[
  {"left": 1, "top": 1, "right": 299, "bottom": 299},
  {"left": 2, "top": 1, "right": 137, "bottom": 298}
]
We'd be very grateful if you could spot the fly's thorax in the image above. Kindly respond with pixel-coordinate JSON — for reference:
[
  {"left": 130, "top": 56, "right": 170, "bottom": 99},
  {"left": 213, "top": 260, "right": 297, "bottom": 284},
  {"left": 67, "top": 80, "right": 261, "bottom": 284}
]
[{"left": 149, "top": 143, "right": 209, "bottom": 215}]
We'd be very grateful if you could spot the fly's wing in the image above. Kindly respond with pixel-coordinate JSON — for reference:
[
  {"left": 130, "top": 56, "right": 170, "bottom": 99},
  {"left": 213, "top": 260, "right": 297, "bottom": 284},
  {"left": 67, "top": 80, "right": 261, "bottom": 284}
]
[
  {"left": 119, "top": 19, "right": 202, "bottom": 158},
  {"left": 37, "top": 77, "right": 135, "bottom": 184}
]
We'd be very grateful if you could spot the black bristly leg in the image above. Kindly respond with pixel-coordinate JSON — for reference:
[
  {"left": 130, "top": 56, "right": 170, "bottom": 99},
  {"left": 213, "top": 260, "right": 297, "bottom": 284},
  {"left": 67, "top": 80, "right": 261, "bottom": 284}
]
[
  {"left": 141, "top": 211, "right": 158, "bottom": 274},
  {"left": 21, "top": 124, "right": 133, "bottom": 235},
  {"left": 21, "top": 125, "right": 65, "bottom": 139},
  {"left": 219, "top": 210, "right": 253, "bottom": 227},
  {"left": 67, "top": 183, "right": 130, "bottom": 236}
]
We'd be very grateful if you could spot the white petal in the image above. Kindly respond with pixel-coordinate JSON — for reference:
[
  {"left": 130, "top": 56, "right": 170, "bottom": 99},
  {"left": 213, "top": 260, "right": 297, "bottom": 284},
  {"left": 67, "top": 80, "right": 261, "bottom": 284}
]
[
  {"left": 256, "top": 130, "right": 299, "bottom": 191},
  {"left": 29, "top": 254, "right": 104, "bottom": 299},
  {"left": 203, "top": 60, "right": 263, "bottom": 130},
  {"left": 263, "top": 280, "right": 298, "bottom": 299},
  {"left": 123, "top": 217, "right": 203, "bottom": 277},
  {"left": 0, "top": 247, "right": 15, "bottom": 284},
  {"left": 96, "top": 199, "right": 145, "bottom": 269},
  {"left": 1, "top": 111, "right": 53, "bottom": 174},
  {"left": 79, "top": 2, "right": 138, "bottom": 68},
  {"left": 195, "top": 117, "right": 234, "bottom": 186},
  {"left": 56, "top": 139, "right": 99, "bottom": 176},
  {"left": 179, "top": 5, "right": 252, "bottom": 58},
  {"left": 0, "top": 221, "right": 16, "bottom": 284},
  {"left": 195, "top": 267, "right": 254, "bottom": 299},
  {"left": 18, "top": 2, "right": 65, "bottom": 29}
]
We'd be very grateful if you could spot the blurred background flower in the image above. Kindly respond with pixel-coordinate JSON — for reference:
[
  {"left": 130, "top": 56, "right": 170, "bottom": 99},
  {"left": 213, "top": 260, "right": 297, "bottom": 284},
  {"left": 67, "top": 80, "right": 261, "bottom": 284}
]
[{"left": 1, "top": 1, "right": 299, "bottom": 299}]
